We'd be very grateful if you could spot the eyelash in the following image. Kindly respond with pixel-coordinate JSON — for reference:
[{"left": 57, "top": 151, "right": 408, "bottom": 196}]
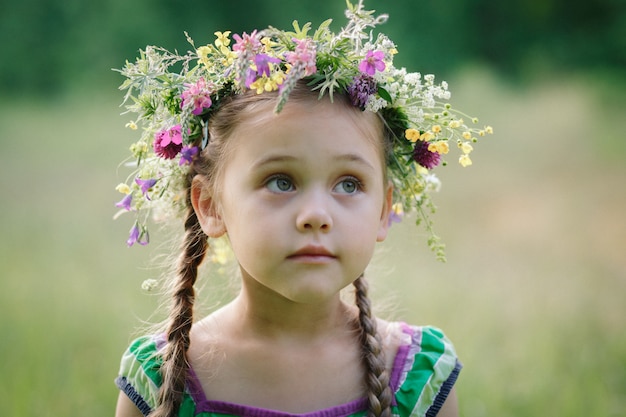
[
  {"left": 263, "top": 175, "right": 364, "bottom": 194},
  {"left": 334, "top": 176, "right": 363, "bottom": 194}
]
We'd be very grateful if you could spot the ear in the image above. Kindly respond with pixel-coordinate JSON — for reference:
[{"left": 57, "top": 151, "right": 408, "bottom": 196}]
[
  {"left": 376, "top": 181, "right": 394, "bottom": 242},
  {"left": 191, "top": 176, "right": 227, "bottom": 238}
]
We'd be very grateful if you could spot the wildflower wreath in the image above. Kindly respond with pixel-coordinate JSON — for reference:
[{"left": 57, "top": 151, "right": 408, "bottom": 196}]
[{"left": 114, "top": 0, "right": 492, "bottom": 261}]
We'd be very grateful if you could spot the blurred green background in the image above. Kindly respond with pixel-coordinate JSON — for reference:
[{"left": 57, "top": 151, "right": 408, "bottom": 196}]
[{"left": 1, "top": 0, "right": 625, "bottom": 416}]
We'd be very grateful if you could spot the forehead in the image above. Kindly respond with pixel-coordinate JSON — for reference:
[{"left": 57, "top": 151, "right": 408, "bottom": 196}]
[{"left": 228, "top": 97, "right": 385, "bottom": 163}]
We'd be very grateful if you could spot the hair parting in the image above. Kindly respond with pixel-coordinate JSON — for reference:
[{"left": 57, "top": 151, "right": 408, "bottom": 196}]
[{"left": 353, "top": 275, "right": 392, "bottom": 417}]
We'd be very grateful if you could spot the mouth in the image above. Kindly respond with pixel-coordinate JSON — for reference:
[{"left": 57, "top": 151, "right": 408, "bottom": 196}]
[{"left": 287, "top": 245, "right": 336, "bottom": 263}]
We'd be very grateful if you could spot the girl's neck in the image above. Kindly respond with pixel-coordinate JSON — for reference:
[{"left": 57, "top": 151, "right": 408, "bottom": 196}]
[{"left": 225, "top": 280, "right": 358, "bottom": 344}]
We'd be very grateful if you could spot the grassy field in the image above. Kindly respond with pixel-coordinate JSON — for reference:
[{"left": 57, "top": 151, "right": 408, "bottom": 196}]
[{"left": 1, "top": 69, "right": 624, "bottom": 416}]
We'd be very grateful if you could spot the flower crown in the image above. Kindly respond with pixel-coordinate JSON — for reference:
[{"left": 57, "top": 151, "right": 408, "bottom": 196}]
[{"left": 114, "top": 0, "right": 492, "bottom": 261}]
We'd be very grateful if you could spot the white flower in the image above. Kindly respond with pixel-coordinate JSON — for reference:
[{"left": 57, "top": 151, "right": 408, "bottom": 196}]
[
  {"left": 365, "top": 96, "right": 388, "bottom": 112},
  {"left": 141, "top": 279, "right": 159, "bottom": 291}
]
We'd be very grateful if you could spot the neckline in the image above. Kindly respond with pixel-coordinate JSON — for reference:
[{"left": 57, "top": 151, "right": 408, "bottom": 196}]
[{"left": 183, "top": 322, "right": 416, "bottom": 417}]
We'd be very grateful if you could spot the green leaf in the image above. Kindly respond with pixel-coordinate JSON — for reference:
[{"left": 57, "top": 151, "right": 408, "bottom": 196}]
[{"left": 377, "top": 86, "right": 392, "bottom": 103}]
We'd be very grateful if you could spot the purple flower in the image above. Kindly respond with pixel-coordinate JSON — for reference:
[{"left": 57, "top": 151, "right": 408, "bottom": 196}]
[
  {"left": 244, "top": 68, "right": 257, "bottom": 88},
  {"left": 153, "top": 125, "right": 183, "bottom": 159},
  {"left": 134, "top": 178, "right": 158, "bottom": 198},
  {"left": 412, "top": 140, "right": 441, "bottom": 169},
  {"left": 348, "top": 74, "right": 377, "bottom": 109},
  {"left": 253, "top": 53, "right": 281, "bottom": 77},
  {"left": 359, "top": 50, "right": 386, "bottom": 76},
  {"left": 115, "top": 193, "right": 132, "bottom": 211},
  {"left": 179, "top": 146, "right": 199, "bottom": 166},
  {"left": 181, "top": 77, "right": 213, "bottom": 115},
  {"left": 126, "top": 223, "right": 149, "bottom": 247},
  {"left": 387, "top": 209, "right": 403, "bottom": 227}
]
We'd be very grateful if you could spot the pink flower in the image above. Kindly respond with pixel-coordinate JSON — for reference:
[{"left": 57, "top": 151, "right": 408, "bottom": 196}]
[
  {"left": 359, "top": 50, "right": 386, "bottom": 76},
  {"left": 153, "top": 125, "right": 183, "bottom": 159},
  {"left": 181, "top": 77, "right": 213, "bottom": 115},
  {"left": 285, "top": 38, "right": 317, "bottom": 76},
  {"left": 232, "top": 30, "right": 261, "bottom": 53}
]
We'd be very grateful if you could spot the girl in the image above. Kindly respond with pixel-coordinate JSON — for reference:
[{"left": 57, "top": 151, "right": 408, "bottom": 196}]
[{"left": 113, "top": 2, "right": 491, "bottom": 416}]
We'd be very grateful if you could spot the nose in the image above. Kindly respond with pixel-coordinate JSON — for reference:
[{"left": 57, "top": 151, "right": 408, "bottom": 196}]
[{"left": 295, "top": 190, "right": 333, "bottom": 233}]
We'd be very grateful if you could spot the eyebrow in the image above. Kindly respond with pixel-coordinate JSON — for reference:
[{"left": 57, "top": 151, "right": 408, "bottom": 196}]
[{"left": 251, "top": 153, "right": 376, "bottom": 172}]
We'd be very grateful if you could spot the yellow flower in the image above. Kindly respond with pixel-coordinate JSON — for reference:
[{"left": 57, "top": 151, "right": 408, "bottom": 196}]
[
  {"left": 249, "top": 72, "right": 284, "bottom": 94},
  {"left": 405, "top": 128, "right": 420, "bottom": 142},
  {"left": 449, "top": 119, "right": 463, "bottom": 129},
  {"left": 485, "top": 125, "right": 494, "bottom": 134},
  {"left": 391, "top": 202, "right": 404, "bottom": 216},
  {"left": 261, "top": 36, "right": 278, "bottom": 52},
  {"left": 129, "top": 141, "right": 149, "bottom": 157},
  {"left": 428, "top": 141, "right": 449, "bottom": 155},
  {"left": 389, "top": 48, "right": 398, "bottom": 55},
  {"left": 459, "top": 154, "right": 472, "bottom": 167},
  {"left": 460, "top": 142, "right": 473, "bottom": 154},
  {"left": 214, "top": 31, "right": 231, "bottom": 48},
  {"left": 197, "top": 46, "right": 212, "bottom": 67},
  {"left": 431, "top": 125, "right": 442, "bottom": 134},
  {"left": 420, "top": 131, "right": 434, "bottom": 141},
  {"left": 462, "top": 131, "right": 472, "bottom": 140},
  {"left": 125, "top": 121, "right": 137, "bottom": 130},
  {"left": 219, "top": 46, "right": 237, "bottom": 65},
  {"left": 116, "top": 183, "right": 131, "bottom": 194}
]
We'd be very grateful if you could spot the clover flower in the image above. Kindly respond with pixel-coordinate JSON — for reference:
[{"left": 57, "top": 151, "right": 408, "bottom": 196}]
[
  {"left": 348, "top": 74, "right": 378, "bottom": 109},
  {"left": 359, "top": 50, "right": 386, "bottom": 76},
  {"left": 153, "top": 125, "right": 183, "bottom": 159},
  {"left": 412, "top": 140, "right": 441, "bottom": 169},
  {"left": 181, "top": 77, "right": 214, "bottom": 115}
]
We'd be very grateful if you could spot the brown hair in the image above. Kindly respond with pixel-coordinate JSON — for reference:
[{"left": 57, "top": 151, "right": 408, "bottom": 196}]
[{"left": 150, "top": 82, "right": 392, "bottom": 417}]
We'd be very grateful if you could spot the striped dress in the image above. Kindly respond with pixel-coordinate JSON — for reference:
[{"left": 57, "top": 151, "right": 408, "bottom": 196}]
[{"left": 115, "top": 323, "right": 461, "bottom": 417}]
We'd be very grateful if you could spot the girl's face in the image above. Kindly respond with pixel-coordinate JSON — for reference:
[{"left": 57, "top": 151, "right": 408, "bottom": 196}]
[{"left": 195, "top": 98, "right": 392, "bottom": 305}]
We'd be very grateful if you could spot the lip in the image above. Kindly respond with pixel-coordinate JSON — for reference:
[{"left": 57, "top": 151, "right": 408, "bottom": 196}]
[{"left": 287, "top": 245, "right": 336, "bottom": 263}]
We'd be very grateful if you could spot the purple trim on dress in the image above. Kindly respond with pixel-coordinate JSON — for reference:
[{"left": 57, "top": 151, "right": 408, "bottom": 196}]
[
  {"left": 184, "top": 322, "right": 419, "bottom": 417},
  {"left": 387, "top": 322, "right": 415, "bottom": 407},
  {"left": 201, "top": 398, "right": 369, "bottom": 417}
]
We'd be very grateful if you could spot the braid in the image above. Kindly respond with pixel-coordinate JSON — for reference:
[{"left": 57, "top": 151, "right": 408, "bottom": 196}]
[
  {"left": 353, "top": 276, "right": 392, "bottom": 417},
  {"left": 150, "top": 186, "right": 208, "bottom": 417}
]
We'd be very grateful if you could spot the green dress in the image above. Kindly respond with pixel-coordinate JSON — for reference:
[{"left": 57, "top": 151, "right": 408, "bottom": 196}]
[{"left": 116, "top": 323, "right": 461, "bottom": 417}]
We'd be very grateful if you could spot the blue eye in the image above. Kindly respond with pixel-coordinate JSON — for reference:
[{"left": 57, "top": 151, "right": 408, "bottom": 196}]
[
  {"left": 334, "top": 178, "right": 360, "bottom": 194},
  {"left": 266, "top": 176, "right": 294, "bottom": 192}
]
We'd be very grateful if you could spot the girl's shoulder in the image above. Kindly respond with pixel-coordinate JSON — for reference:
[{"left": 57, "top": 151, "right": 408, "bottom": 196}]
[
  {"left": 385, "top": 321, "right": 462, "bottom": 417},
  {"left": 115, "top": 334, "right": 198, "bottom": 417},
  {"left": 115, "top": 334, "right": 165, "bottom": 416},
  {"left": 115, "top": 324, "right": 461, "bottom": 417}
]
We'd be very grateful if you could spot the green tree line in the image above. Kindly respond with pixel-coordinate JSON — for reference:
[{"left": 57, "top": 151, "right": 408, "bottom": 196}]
[{"left": 1, "top": 0, "right": 624, "bottom": 96}]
